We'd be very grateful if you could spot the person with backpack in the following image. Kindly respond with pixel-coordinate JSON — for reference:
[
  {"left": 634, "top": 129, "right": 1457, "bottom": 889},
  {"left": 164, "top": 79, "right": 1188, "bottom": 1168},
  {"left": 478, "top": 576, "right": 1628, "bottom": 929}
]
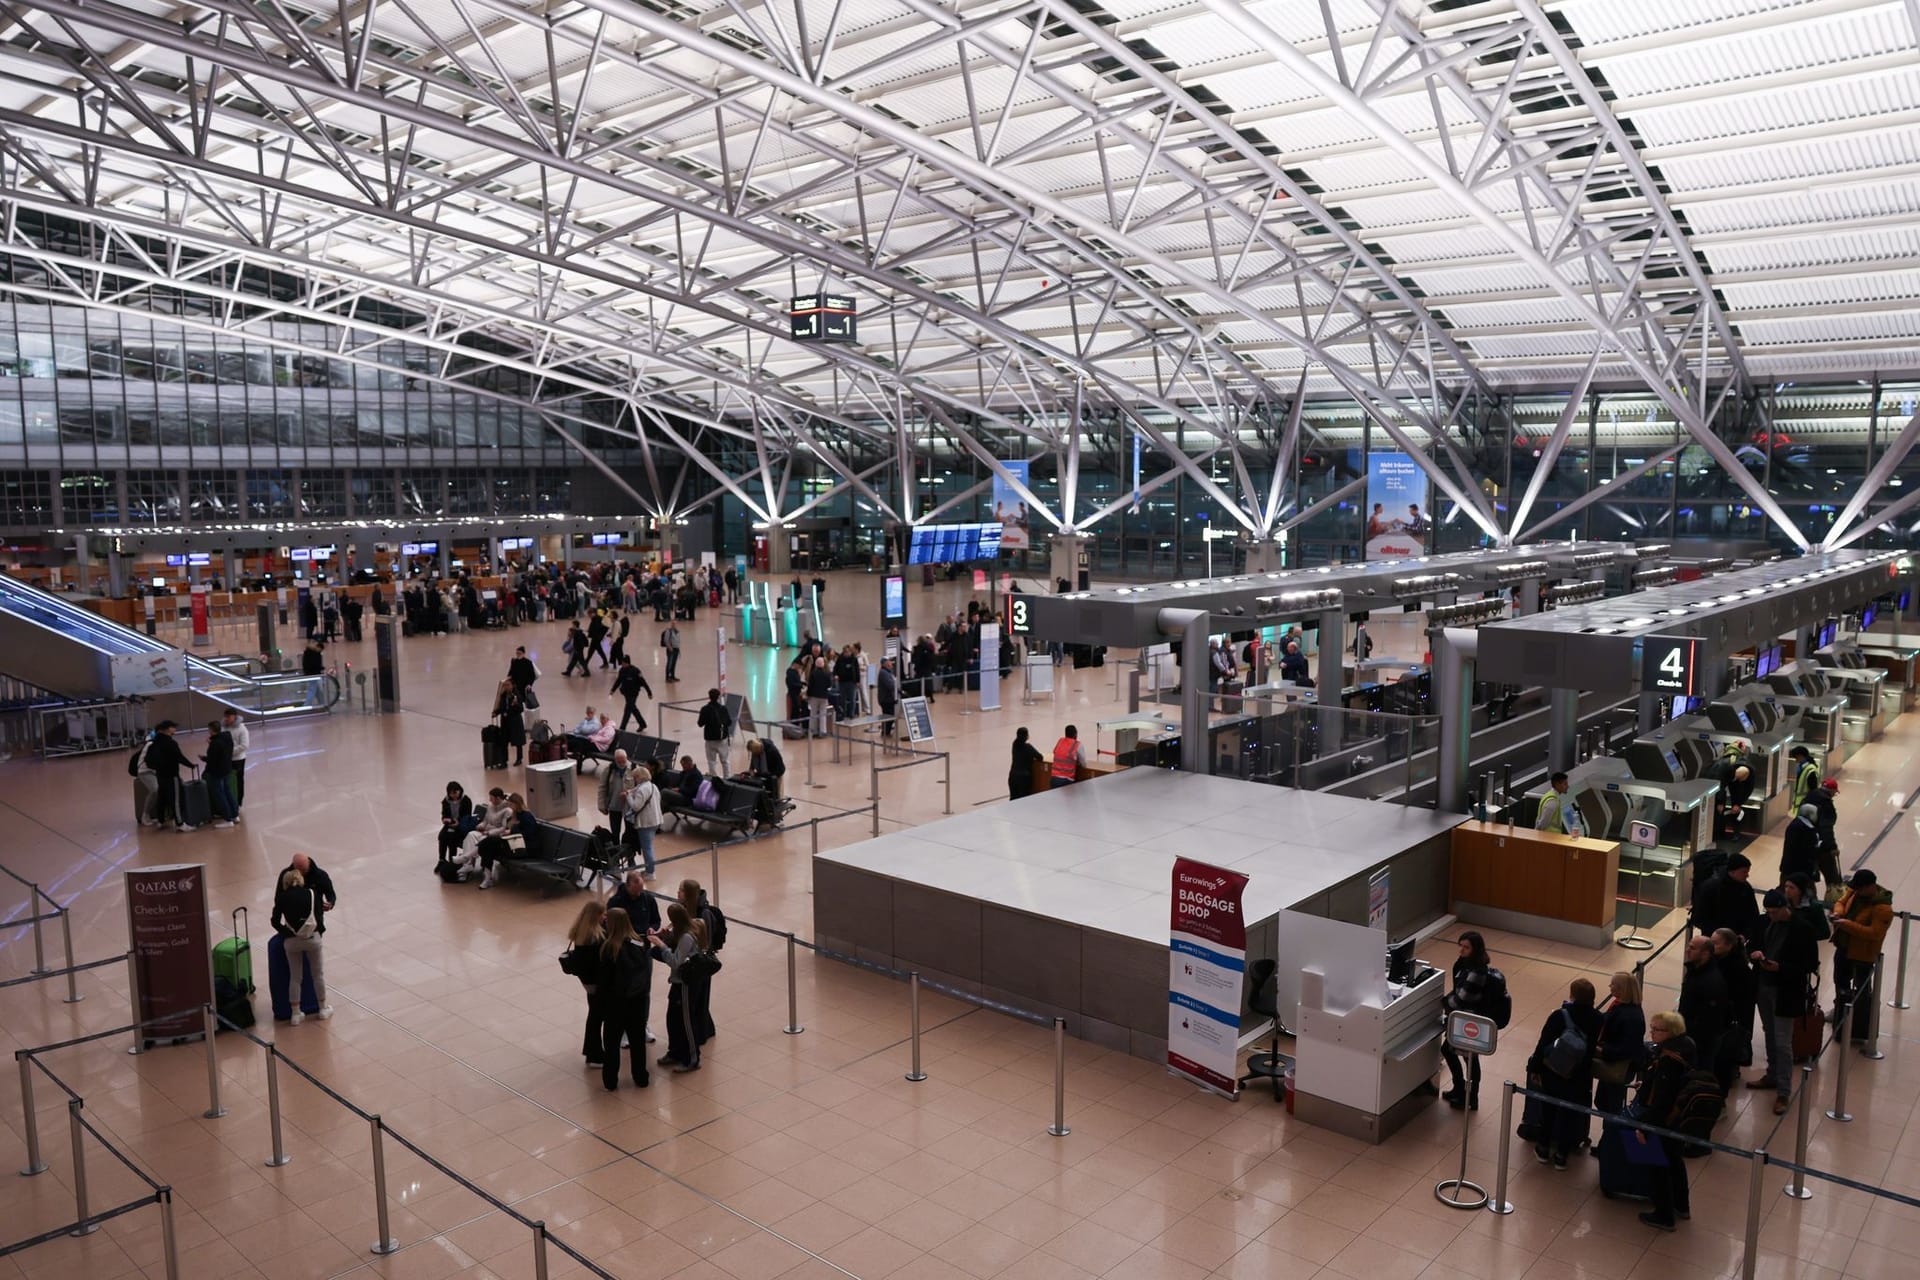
[
  {"left": 697, "top": 687, "right": 733, "bottom": 777},
  {"left": 678, "top": 878, "right": 724, "bottom": 1046},
  {"left": 1624, "top": 1011, "right": 1702, "bottom": 1231},
  {"left": 1439, "top": 932, "right": 1508, "bottom": 1110},
  {"left": 1525, "top": 978, "right": 1603, "bottom": 1168},
  {"left": 200, "top": 719, "right": 239, "bottom": 828},
  {"left": 1807, "top": 779, "right": 1844, "bottom": 895},
  {"left": 269, "top": 866, "right": 333, "bottom": 1025},
  {"left": 142, "top": 720, "right": 191, "bottom": 830},
  {"left": 1593, "top": 972, "right": 1646, "bottom": 1115}
]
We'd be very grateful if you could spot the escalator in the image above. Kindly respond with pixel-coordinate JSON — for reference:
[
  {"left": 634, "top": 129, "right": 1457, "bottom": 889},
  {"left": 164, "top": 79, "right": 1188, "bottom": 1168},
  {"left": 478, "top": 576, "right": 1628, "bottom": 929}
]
[{"left": 0, "top": 575, "right": 339, "bottom": 720}]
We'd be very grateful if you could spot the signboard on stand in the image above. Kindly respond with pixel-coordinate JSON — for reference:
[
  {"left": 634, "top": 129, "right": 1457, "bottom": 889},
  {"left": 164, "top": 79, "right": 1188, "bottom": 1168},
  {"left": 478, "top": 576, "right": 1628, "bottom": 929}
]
[
  {"left": 373, "top": 615, "right": 401, "bottom": 712},
  {"left": 1366, "top": 868, "right": 1391, "bottom": 931},
  {"left": 1363, "top": 452, "right": 1429, "bottom": 559},
  {"left": 978, "top": 623, "right": 1001, "bottom": 712},
  {"left": 1169, "top": 858, "right": 1250, "bottom": 1097},
  {"left": 124, "top": 864, "right": 214, "bottom": 1048},
  {"left": 882, "top": 575, "right": 906, "bottom": 629},
  {"left": 901, "top": 695, "right": 935, "bottom": 743},
  {"left": 189, "top": 585, "right": 211, "bottom": 647},
  {"left": 716, "top": 627, "right": 729, "bottom": 697},
  {"left": 992, "top": 460, "right": 1032, "bottom": 551}
]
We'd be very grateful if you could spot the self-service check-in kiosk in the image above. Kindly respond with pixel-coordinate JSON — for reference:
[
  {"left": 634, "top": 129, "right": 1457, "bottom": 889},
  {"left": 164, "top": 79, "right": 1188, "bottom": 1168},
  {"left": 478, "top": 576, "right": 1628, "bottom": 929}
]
[
  {"left": 1855, "top": 641, "right": 1920, "bottom": 712},
  {"left": 1765, "top": 666, "right": 1850, "bottom": 757},
  {"left": 1816, "top": 643, "right": 1900, "bottom": 728}
]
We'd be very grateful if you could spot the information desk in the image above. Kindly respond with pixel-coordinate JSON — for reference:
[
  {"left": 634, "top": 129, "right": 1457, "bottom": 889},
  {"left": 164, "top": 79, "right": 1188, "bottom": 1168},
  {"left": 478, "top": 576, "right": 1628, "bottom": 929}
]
[
  {"left": 813, "top": 769, "right": 1464, "bottom": 1063},
  {"left": 1449, "top": 821, "right": 1622, "bottom": 949},
  {"left": 1293, "top": 957, "right": 1445, "bottom": 1145}
]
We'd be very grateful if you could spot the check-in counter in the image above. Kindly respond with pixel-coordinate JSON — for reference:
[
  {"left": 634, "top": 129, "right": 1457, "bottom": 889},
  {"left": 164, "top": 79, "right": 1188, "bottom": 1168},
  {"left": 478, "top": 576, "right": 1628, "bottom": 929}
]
[
  {"left": 1449, "top": 821, "right": 1622, "bottom": 948},
  {"left": 1030, "top": 757, "right": 1123, "bottom": 792},
  {"left": 1858, "top": 644, "right": 1918, "bottom": 713},
  {"left": 1292, "top": 958, "right": 1445, "bottom": 1145}
]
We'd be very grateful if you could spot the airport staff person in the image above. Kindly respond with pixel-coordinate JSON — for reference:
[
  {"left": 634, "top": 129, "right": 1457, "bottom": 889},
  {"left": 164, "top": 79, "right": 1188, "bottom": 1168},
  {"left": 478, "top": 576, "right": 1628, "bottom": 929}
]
[
  {"left": 1050, "top": 725, "right": 1086, "bottom": 787},
  {"left": 1536, "top": 772, "right": 1583, "bottom": 837},
  {"left": 1787, "top": 745, "right": 1821, "bottom": 812}
]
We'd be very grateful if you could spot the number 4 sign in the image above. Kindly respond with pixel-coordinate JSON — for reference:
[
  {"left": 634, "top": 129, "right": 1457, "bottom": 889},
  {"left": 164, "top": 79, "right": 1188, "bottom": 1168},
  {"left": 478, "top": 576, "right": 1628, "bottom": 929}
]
[{"left": 1642, "top": 635, "right": 1698, "bottom": 696}]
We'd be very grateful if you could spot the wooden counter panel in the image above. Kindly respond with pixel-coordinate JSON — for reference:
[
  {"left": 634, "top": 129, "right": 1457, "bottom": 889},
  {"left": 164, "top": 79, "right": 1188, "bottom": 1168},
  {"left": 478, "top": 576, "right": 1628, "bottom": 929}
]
[{"left": 1451, "top": 823, "right": 1619, "bottom": 928}]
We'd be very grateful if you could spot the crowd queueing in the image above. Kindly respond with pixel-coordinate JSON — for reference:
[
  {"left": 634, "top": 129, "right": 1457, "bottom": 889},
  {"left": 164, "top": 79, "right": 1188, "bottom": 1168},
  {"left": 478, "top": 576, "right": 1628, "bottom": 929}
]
[
  {"left": 560, "top": 875, "right": 726, "bottom": 1089},
  {"left": 1439, "top": 760, "right": 1896, "bottom": 1234}
]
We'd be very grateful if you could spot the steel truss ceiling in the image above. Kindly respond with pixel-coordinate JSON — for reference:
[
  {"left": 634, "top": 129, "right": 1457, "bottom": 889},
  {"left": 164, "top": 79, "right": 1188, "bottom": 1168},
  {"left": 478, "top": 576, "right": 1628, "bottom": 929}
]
[{"left": 0, "top": 0, "right": 1915, "bottom": 543}]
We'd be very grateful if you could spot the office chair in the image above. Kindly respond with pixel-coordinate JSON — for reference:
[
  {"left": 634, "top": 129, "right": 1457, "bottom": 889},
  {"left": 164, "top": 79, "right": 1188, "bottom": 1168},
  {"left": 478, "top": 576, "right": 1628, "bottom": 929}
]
[{"left": 1238, "top": 957, "right": 1290, "bottom": 1101}]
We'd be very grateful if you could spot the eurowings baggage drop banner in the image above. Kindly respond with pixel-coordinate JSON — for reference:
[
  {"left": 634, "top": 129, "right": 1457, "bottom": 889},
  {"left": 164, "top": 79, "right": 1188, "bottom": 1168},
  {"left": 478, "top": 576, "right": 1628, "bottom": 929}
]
[{"left": 1169, "top": 858, "right": 1250, "bottom": 1097}]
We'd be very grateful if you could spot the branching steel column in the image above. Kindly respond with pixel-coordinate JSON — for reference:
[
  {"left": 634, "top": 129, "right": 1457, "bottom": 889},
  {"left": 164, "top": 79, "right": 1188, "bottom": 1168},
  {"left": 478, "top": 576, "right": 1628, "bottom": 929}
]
[{"left": 1824, "top": 411, "right": 1920, "bottom": 548}]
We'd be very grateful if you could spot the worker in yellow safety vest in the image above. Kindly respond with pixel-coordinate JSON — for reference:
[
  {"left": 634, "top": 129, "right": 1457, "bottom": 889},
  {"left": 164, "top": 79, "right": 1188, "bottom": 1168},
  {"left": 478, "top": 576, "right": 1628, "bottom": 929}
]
[
  {"left": 1051, "top": 725, "right": 1085, "bottom": 786},
  {"left": 1536, "top": 771, "right": 1584, "bottom": 837}
]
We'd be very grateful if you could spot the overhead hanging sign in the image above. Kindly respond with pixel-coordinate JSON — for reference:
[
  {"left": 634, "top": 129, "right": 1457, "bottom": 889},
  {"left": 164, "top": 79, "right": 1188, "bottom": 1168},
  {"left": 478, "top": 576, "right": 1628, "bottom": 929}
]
[
  {"left": 789, "top": 293, "right": 858, "bottom": 342},
  {"left": 1168, "top": 857, "right": 1250, "bottom": 1098},
  {"left": 1642, "top": 634, "right": 1699, "bottom": 697},
  {"left": 1364, "top": 451, "right": 1428, "bottom": 560},
  {"left": 992, "top": 460, "right": 1032, "bottom": 552}
]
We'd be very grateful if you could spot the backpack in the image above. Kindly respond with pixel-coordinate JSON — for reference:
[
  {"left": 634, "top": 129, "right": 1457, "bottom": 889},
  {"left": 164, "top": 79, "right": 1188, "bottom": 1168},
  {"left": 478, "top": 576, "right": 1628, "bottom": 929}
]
[
  {"left": 1543, "top": 1007, "right": 1590, "bottom": 1078},
  {"left": 584, "top": 827, "right": 617, "bottom": 873},
  {"left": 128, "top": 741, "right": 149, "bottom": 777},
  {"left": 1483, "top": 966, "right": 1512, "bottom": 1029},
  {"left": 1668, "top": 1068, "right": 1726, "bottom": 1140},
  {"left": 529, "top": 720, "right": 553, "bottom": 745},
  {"left": 702, "top": 900, "right": 728, "bottom": 952},
  {"left": 692, "top": 778, "right": 720, "bottom": 812}
]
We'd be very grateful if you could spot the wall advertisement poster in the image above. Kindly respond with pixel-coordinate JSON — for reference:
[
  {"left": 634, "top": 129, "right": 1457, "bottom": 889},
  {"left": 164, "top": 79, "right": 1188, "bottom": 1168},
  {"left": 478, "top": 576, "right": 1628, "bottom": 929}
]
[
  {"left": 1168, "top": 857, "right": 1250, "bottom": 1097},
  {"left": 1363, "top": 451, "right": 1429, "bottom": 559},
  {"left": 991, "top": 460, "right": 1031, "bottom": 552}
]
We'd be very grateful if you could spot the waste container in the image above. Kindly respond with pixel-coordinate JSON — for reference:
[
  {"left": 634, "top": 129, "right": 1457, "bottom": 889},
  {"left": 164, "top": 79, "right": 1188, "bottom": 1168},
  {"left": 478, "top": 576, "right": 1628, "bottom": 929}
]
[{"left": 527, "top": 759, "right": 578, "bottom": 821}]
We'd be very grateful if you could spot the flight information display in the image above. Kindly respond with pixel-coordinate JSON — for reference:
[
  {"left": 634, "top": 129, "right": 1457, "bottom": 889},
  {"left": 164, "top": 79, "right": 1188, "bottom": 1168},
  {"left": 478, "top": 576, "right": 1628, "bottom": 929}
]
[{"left": 906, "top": 522, "right": 1003, "bottom": 564}]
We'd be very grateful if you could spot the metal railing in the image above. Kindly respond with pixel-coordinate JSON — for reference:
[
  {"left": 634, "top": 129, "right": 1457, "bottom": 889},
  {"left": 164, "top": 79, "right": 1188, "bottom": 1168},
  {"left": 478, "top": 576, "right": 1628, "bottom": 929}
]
[{"left": 0, "top": 864, "right": 86, "bottom": 1004}]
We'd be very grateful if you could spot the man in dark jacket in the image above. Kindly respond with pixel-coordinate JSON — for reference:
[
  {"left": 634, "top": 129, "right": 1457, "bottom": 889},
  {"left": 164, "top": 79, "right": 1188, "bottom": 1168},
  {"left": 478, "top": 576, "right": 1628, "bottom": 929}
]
[
  {"left": 1711, "top": 928, "right": 1756, "bottom": 1089},
  {"left": 144, "top": 720, "right": 192, "bottom": 830},
  {"left": 696, "top": 689, "right": 733, "bottom": 777},
  {"left": 610, "top": 657, "right": 654, "bottom": 733},
  {"left": 1677, "top": 936, "right": 1730, "bottom": 1083},
  {"left": 287, "top": 853, "right": 337, "bottom": 935},
  {"left": 507, "top": 646, "right": 537, "bottom": 697},
  {"left": 1749, "top": 889, "right": 1817, "bottom": 1113},
  {"left": 1692, "top": 852, "right": 1761, "bottom": 944},
  {"left": 1780, "top": 804, "right": 1823, "bottom": 885},
  {"left": 1806, "top": 780, "right": 1844, "bottom": 892}
]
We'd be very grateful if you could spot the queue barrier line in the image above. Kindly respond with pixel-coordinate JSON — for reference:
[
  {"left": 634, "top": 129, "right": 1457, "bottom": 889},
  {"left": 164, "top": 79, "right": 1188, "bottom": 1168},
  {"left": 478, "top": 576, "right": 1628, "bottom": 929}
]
[
  {"left": 0, "top": 1195, "right": 166, "bottom": 1260},
  {"left": 0, "top": 859, "right": 83, "bottom": 1000}
]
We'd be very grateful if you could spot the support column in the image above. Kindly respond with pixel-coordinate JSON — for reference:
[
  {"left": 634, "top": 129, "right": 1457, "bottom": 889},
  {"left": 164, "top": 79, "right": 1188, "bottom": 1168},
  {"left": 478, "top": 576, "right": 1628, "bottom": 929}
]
[
  {"left": 1245, "top": 539, "right": 1283, "bottom": 574},
  {"left": 1433, "top": 627, "right": 1478, "bottom": 813},
  {"left": 105, "top": 548, "right": 128, "bottom": 598},
  {"left": 766, "top": 524, "right": 792, "bottom": 576},
  {"left": 1637, "top": 692, "right": 1660, "bottom": 734},
  {"left": 1516, "top": 578, "right": 1542, "bottom": 615},
  {"left": 1161, "top": 608, "right": 1213, "bottom": 776},
  {"left": 1049, "top": 532, "right": 1090, "bottom": 591},
  {"left": 221, "top": 550, "right": 237, "bottom": 588},
  {"left": 1316, "top": 609, "right": 1345, "bottom": 703},
  {"left": 562, "top": 533, "right": 575, "bottom": 570},
  {"left": 436, "top": 541, "right": 451, "bottom": 579},
  {"left": 656, "top": 519, "right": 683, "bottom": 568},
  {"left": 1548, "top": 688, "right": 1579, "bottom": 774}
]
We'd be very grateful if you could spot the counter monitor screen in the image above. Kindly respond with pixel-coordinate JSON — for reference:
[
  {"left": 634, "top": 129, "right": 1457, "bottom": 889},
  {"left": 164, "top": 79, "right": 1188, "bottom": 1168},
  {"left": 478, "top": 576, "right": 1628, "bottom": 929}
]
[
  {"left": 1386, "top": 938, "right": 1417, "bottom": 985},
  {"left": 1664, "top": 749, "right": 1682, "bottom": 778},
  {"left": 1863, "top": 605, "right": 1877, "bottom": 630},
  {"left": 1901, "top": 591, "right": 1911, "bottom": 612},
  {"left": 1736, "top": 705, "right": 1754, "bottom": 733},
  {"left": 1755, "top": 648, "right": 1773, "bottom": 678}
]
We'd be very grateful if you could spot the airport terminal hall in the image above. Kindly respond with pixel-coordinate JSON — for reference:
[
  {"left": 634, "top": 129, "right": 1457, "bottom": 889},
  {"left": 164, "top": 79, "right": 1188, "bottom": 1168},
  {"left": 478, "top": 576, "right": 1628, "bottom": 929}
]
[{"left": 10, "top": 3, "right": 1920, "bottom": 1280}]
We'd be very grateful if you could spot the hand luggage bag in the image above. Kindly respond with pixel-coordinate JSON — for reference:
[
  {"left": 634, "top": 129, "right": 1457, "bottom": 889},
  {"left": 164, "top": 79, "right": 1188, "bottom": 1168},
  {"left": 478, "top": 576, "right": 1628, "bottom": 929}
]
[
  {"left": 1793, "top": 1003, "right": 1825, "bottom": 1060},
  {"left": 482, "top": 723, "right": 507, "bottom": 770},
  {"left": 177, "top": 773, "right": 212, "bottom": 828},
  {"left": 212, "top": 907, "right": 254, "bottom": 994},
  {"left": 214, "top": 975, "right": 255, "bottom": 1031},
  {"left": 1595, "top": 1122, "right": 1659, "bottom": 1201},
  {"left": 268, "top": 931, "right": 321, "bottom": 1021}
]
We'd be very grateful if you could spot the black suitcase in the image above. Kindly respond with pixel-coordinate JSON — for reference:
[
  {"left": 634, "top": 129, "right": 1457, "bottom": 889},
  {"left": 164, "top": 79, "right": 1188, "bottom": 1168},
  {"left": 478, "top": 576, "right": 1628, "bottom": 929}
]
[
  {"left": 178, "top": 775, "right": 212, "bottom": 828},
  {"left": 482, "top": 724, "right": 507, "bottom": 770},
  {"left": 1595, "top": 1123, "right": 1660, "bottom": 1201}
]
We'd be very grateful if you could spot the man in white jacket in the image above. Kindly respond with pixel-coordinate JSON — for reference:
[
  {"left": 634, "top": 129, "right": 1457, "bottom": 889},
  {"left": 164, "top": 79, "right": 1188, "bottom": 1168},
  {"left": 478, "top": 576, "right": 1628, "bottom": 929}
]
[{"left": 222, "top": 709, "right": 250, "bottom": 819}]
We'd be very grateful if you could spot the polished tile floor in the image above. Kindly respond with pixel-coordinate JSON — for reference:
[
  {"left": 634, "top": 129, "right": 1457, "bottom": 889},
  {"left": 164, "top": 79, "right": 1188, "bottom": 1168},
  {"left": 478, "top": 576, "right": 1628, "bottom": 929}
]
[{"left": 2, "top": 569, "right": 1917, "bottom": 1280}]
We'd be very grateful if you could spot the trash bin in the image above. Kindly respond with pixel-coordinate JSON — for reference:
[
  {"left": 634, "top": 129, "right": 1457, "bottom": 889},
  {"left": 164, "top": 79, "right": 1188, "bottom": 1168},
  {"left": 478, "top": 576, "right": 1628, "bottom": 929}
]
[{"left": 527, "top": 759, "right": 578, "bottom": 821}]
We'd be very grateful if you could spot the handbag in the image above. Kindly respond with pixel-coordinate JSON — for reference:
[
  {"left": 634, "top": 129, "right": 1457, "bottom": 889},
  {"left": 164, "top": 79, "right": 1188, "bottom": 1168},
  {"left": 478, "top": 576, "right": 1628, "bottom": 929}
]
[
  {"left": 294, "top": 889, "right": 319, "bottom": 940},
  {"left": 682, "top": 950, "right": 723, "bottom": 980},
  {"left": 522, "top": 686, "right": 540, "bottom": 710},
  {"left": 1592, "top": 1056, "right": 1633, "bottom": 1086},
  {"left": 1619, "top": 1126, "right": 1669, "bottom": 1167}
]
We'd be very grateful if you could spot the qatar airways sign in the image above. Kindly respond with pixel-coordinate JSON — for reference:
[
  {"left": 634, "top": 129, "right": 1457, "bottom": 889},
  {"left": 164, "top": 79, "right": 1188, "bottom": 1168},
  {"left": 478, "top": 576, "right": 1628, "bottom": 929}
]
[
  {"left": 124, "top": 864, "right": 213, "bottom": 1047},
  {"left": 1168, "top": 858, "right": 1249, "bottom": 1098}
]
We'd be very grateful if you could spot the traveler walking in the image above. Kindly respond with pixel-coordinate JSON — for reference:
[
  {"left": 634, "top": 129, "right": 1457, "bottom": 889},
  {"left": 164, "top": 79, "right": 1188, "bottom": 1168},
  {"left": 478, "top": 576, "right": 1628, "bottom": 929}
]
[
  {"left": 270, "top": 866, "right": 332, "bottom": 1025},
  {"left": 610, "top": 657, "right": 654, "bottom": 733},
  {"left": 563, "top": 623, "right": 591, "bottom": 678},
  {"left": 697, "top": 687, "right": 734, "bottom": 777}
]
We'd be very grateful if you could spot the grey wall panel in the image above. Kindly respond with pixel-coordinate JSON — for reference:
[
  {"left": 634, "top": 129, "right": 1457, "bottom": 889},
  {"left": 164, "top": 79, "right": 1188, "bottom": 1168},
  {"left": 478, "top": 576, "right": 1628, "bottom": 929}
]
[
  {"left": 812, "top": 862, "right": 893, "bottom": 960},
  {"left": 981, "top": 904, "right": 1081, "bottom": 1010},
  {"left": 891, "top": 882, "right": 982, "bottom": 983},
  {"left": 1080, "top": 927, "right": 1165, "bottom": 1035}
]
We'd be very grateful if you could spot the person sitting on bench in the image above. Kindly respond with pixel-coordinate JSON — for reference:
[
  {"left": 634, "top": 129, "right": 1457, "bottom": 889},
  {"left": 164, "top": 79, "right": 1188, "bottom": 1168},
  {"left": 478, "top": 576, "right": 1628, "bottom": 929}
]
[
  {"left": 569, "top": 710, "right": 616, "bottom": 766},
  {"left": 475, "top": 793, "right": 538, "bottom": 890}
]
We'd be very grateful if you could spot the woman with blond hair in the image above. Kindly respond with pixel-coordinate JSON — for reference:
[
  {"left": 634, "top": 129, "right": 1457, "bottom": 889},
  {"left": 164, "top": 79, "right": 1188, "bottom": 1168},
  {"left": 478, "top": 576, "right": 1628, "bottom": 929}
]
[
  {"left": 1593, "top": 971, "right": 1645, "bottom": 1114},
  {"left": 562, "top": 901, "right": 607, "bottom": 1068}
]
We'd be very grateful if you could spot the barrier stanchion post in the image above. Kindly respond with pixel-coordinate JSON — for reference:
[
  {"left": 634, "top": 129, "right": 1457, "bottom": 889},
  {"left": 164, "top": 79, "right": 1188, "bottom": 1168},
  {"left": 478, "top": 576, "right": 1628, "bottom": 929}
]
[
  {"left": 159, "top": 1187, "right": 181, "bottom": 1280},
  {"left": 906, "top": 972, "right": 927, "bottom": 1082},
  {"left": 1863, "top": 956, "right": 1886, "bottom": 1060},
  {"left": 201, "top": 1006, "right": 226, "bottom": 1118},
  {"left": 18, "top": 1056, "right": 46, "bottom": 1175},
  {"left": 126, "top": 950, "right": 144, "bottom": 1055},
  {"left": 1047, "top": 1017, "right": 1070, "bottom": 1137},
  {"left": 29, "top": 883, "right": 49, "bottom": 975},
  {"left": 264, "top": 1044, "right": 290, "bottom": 1167},
  {"left": 783, "top": 933, "right": 805, "bottom": 1035},
  {"left": 709, "top": 844, "right": 720, "bottom": 905},
  {"left": 532, "top": 1221, "right": 550, "bottom": 1280},
  {"left": 1741, "top": 1148, "right": 1764, "bottom": 1280},
  {"left": 1784, "top": 1065, "right": 1812, "bottom": 1199},
  {"left": 1489, "top": 1081, "right": 1515, "bottom": 1214},
  {"left": 60, "top": 912, "right": 81, "bottom": 1004},
  {"left": 1827, "top": 1001, "right": 1855, "bottom": 1122},
  {"left": 367, "top": 1116, "right": 399, "bottom": 1255},
  {"left": 871, "top": 770, "right": 881, "bottom": 837},
  {"left": 943, "top": 753, "right": 952, "bottom": 814},
  {"left": 1890, "top": 914, "right": 1911, "bottom": 1010},
  {"left": 67, "top": 1101, "right": 96, "bottom": 1235}
]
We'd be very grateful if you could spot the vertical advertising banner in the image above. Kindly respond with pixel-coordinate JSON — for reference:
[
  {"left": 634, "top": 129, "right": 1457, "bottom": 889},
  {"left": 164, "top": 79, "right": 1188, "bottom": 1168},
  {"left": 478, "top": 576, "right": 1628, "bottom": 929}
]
[
  {"left": 978, "top": 623, "right": 1001, "bottom": 712},
  {"left": 1363, "top": 452, "right": 1429, "bottom": 559},
  {"left": 716, "top": 627, "right": 729, "bottom": 698},
  {"left": 992, "top": 460, "right": 1032, "bottom": 552},
  {"left": 124, "top": 864, "right": 214, "bottom": 1046},
  {"left": 1169, "top": 858, "right": 1251, "bottom": 1097},
  {"left": 189, "top": 585, "right": 211, "bottom": 647}
]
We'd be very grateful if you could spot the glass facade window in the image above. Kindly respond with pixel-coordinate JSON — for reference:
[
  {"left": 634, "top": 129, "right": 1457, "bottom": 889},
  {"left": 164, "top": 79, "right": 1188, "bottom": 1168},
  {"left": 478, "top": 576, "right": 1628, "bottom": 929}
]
[
  {"left": 188, "top": 470, "right": 238, "bottom": 522},
  {"left": 124, "top": 470, "right": 181, "bottom": 524},
  {"left": 297, "top": 469, "right": 347, "bottom": 517},
  {"left": 351, "top": 471, "right": 396, "bottom": 517},
  {"left": 0, "top": 471, "right": 53, "bottom": 526}
]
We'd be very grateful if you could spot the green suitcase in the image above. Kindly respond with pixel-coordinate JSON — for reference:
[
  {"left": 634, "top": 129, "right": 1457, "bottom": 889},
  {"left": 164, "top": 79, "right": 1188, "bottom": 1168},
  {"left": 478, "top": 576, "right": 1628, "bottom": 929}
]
[{"left": 212, "top": 906, "right": 253, "bottom": 995}]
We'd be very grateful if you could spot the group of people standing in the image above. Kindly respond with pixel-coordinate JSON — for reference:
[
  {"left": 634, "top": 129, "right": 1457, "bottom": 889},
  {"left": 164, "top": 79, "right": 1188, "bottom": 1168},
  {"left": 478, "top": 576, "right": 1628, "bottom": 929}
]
[
  {"left": 131, "top": 709, "right": 251, "bottom": 830},
  {"left": 561, "top": 875, "right": 724, "bottom": 1089}
]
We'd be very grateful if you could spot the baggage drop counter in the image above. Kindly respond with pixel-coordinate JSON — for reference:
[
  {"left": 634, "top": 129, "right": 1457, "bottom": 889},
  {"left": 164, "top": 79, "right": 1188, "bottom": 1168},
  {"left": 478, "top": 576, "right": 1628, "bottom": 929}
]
[{"left": 812, "top": 769, "right": 1464, "bottom": 1063}]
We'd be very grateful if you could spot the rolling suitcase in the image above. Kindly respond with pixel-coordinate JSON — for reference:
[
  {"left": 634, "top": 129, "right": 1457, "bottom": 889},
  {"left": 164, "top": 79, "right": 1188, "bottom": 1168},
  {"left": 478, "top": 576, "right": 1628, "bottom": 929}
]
[
  {"left": 1595, "top": 1122, "right": 1660, "bottom": 1201},
  {"left": 268, "top": 931, "right": 321, "bottom": 1021},
  {"left": 482, "top": 723, "right": 507, "bottom": 770},
  {"left": 212, "top": 907, "right": 254, "bottom": 995},
  {"left": 177, "top": 772, "right": 212, "bottom": 828}
]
